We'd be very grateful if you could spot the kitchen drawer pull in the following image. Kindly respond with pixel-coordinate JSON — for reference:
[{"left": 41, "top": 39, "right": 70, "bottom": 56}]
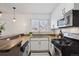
[{"left": 39, "top": 41, "right": 41, "bottom": 45}]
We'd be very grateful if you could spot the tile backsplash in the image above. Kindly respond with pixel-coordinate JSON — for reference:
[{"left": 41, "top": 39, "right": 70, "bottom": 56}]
[
  {"left": 62, "top": 27, "right": 79, "bottom": 33},
  {"left": 53, "top": 27, "right": 79, "bottom": 34},
  {"left": 52, "top": 27, "right": 79, "bottom": 39}
]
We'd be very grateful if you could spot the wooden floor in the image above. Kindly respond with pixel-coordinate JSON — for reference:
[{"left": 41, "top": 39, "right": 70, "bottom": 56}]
[
  {"left": 30, "top": 52, "right": 50, "bottom": 56},
  {"left": 28, "top": 51, "right": 51, "bottom": 56}
]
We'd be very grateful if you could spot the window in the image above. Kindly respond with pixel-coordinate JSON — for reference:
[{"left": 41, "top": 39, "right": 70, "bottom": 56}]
[
  {"left": 32, "top": 19, "right": 50, "bottom": 32},
  {"left": 32, "top": 19, "right": 39, "bottom": 32}
]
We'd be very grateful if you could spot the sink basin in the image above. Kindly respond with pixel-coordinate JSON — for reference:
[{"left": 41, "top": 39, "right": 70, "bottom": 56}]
[{"left": 32, "top": 34, "right": 48, "bottom": 38}]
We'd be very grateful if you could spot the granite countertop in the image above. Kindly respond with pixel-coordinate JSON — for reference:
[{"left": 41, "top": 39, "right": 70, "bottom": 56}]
[
  {"left": 0, "top": 39, "right": 21, "bottom": 51},
  {"left": 0, "top": 34, "right": 61, "bottom": 51},
  {"left": 48, "top": 35, "right": 63, "bottom": 40},
  {"left": 0, "top": 35, "right": 31, "bottom": 51}
]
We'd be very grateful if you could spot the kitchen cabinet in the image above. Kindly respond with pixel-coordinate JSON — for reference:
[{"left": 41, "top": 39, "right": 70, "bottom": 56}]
[
  {"left": 51, "top": 3, "right": 74, "bottom": 29},
  {"left": 58, "top": 3, "right": 74, "bottom": 19},
  {"left": 21, "top": 41, "right": 29, "bottom": 56},
  {"left": 28, "top": 41, "right": 31, "bottom": 55},
  {"left": 39, "top": 40, "right": 48, "bottom": 50},
  {"left": 57, "top": 10, "right": 79, "bottom": 27},
  {"left": 22, "top": 44, "right": 29, "bottom": 56},
  {"left": 64, "top": 3, "right": 74, "bottom": 13},
  {"left": 49, "top": 42, "right": 55, "bottom": 55},
  {"left": 31, "top": 40, "right": 40, "bottom": 50},
  {"left": 30, "top": 37, "right": 49, "bottom": 51}
]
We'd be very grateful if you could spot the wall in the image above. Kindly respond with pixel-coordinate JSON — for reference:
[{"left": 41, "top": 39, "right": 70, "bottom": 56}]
[{"left": 0, "top": 13, "right": 50, "bottom": 36}]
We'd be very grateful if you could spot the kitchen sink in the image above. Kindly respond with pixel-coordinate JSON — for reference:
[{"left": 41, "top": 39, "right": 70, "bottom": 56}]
[{"left": 32, "top": 34, "right": 48, "bottom": 38}]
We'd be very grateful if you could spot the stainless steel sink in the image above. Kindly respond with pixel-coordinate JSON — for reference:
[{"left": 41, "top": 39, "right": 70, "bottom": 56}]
[{"left": 32, "top": 34, "right": 48, "bottom": 38}]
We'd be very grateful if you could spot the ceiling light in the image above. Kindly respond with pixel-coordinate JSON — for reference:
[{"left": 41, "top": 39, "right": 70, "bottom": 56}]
[
  {"left": 0, "top": 11, "right": 2, "bottom": 17},
  {"left": 13, "top": 19, "right": 16, "bottom": 22},
  {"left": 12, "top": 7, "right": 16, "bottom": 22}
]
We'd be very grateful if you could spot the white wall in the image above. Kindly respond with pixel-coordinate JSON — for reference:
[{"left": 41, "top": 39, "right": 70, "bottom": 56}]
[
  {"left": 0, "top": 13, "right": 50, "bottom": 36},
  {"left": 51, "top": 4, "right": 60, "bottom": 29}
]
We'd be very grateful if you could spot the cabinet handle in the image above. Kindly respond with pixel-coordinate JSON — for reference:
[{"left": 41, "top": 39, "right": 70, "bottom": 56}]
[
  {"left": 39, "top": 41, "right": 41, "bottom": 45},
  {"left": 50, "top": 44, "right": 52, "bottom": 47}
]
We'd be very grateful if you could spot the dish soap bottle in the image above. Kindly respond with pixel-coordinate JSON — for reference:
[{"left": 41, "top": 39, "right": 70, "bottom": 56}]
[{"left": 58, "top": 30, "right": 63, "bottom": 38}]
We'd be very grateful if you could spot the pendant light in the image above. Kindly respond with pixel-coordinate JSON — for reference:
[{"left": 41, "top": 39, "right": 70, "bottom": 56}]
[
  {"left": 0, "top": 11, "right": 2, "bottom": 17},
  {"left": 62, "top": 8, "right": 65, "bottom": 18},
  {"left": 12, "top": 7, "right": 16, "bottom": 22}
]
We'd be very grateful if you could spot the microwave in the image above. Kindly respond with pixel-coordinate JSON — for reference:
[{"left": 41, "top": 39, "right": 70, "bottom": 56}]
[{"left": 64, "top": 10, "right": 79, "bottom": 27}]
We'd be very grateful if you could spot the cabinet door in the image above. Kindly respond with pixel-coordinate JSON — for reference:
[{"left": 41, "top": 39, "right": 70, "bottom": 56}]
[
  {"left": 22, "top": 45, "right": 28, "bottom": 56},
  {"left": 65, "top": 3, "right": 74, "bottom": 13},
  {"left": 28, "top": 41, "right": 30, "bottom": 54},
  {"left": 30, "top": 40, "right": 40, "bottom": 50},
  {"left": 49, "top": 43, "right": 55, "bottom": 55},
  {"left": 40, "top": 40, "right": 48, "bottom": 50}
]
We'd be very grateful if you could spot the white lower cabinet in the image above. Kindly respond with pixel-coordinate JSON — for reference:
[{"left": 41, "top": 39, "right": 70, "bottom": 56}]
[
  {"left": 48, "top": 40, "right": 55, "bottom": 56},
  {"left": 22, "top": 45, "right": 28, "bottom": 56},
  {"left": 31, "top": 40, "right": 40, "bottom": 50},
  {"left": 49, "top": 43, "right": 55, "bottom": 55},
  {"left": 30, "top": 38, "right": 48, "bottom": 51},
  {"left": 39, "top": 40, "right": 48, "bottom": 50},
  {"left": 28, "top": 42, "right": 31, "bottom": 54}
]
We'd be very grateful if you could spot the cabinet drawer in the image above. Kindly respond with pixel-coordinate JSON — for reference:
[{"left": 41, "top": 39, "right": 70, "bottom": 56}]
[
  {"left": 39, "top": 40, "right": 48, "bottom": 50},
  {"left": 30, "top": 41, "right": 40, "bottom": 50},
  {"left": 39, "top": 38, "right": 48, "bottom": 40}
]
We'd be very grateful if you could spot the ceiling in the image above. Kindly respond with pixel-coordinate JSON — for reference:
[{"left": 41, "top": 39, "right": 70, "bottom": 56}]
[{"left": 0, "top": 3, "right": 60, "bottom": 14}]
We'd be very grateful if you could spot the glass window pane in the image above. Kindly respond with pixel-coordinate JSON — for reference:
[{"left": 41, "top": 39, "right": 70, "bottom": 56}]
[
  {"left": 32, "top": 19, "right": 39, "bottom": 32},
  {"left": 40, "top": 20, "right": 49, "bottom": 32},
  {"left": 32, "top": 19, "right": 49, "bottom": 32}
]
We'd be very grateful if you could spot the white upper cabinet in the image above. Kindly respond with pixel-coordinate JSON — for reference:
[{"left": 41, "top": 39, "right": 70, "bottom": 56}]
[
  {"left": 58, "top": 3, "right": 74, "bottom": 19},
  {"left": 64, "top": 3, "right": 74, "bottom": 13},
  {"left": 51, "top": 3, "right": 74, "bottom": 29}
]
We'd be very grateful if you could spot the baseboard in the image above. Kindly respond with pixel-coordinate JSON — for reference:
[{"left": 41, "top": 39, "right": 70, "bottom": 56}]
[
  {"left": 28, "top": 50, "right": 52, "bottom": 56},
  {"left": 31, "top": 50, "right": 49, "bottom": 53}
]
